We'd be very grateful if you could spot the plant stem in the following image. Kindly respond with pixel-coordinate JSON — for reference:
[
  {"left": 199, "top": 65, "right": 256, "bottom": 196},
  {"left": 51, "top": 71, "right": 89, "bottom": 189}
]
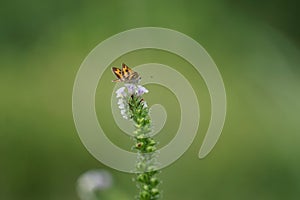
[{"left": 129, "top": 94, "right": 160, "bottom": 200}]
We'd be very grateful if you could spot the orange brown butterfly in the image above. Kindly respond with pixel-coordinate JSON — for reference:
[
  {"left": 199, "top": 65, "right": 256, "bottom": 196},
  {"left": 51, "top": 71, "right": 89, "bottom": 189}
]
[{"left": 112, "top": 63, "right": 141, "bottom": 84}]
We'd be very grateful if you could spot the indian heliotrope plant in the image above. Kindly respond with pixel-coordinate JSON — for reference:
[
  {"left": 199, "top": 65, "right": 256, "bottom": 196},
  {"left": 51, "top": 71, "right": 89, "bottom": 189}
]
[{"left": 115, "top": 83, "right": 161, "bottom": 200}]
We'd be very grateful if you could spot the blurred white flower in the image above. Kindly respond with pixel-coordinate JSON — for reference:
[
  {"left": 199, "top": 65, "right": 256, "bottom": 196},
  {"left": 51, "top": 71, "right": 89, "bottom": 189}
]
[
  {"left": 125, "top": 84, "right": 136, "bottom": 94},
  {"left": 143, "top": 102, "right": 148, "bottom": 108},
  {"left": 116, "top": 87, "right": 126, "bottom": 98},
  {"left": 77, "top": 169, "right": 113, "bottom": 200},
  {"left": 137, "top": 85, "right": 149, "bottom": 96},
  {"left": 117, "top": 98, "right": 123, "bottom": 105},
  {"left": 118, "top": 102, "right": 125, "bottom": 109},
  {"left": 120, "top": 109, "right": 128, "bottom": 119}
]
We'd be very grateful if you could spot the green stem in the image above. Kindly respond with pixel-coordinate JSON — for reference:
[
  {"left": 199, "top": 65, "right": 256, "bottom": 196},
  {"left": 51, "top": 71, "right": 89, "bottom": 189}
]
[{"left": 129, "top": 94, "right": 160, "bottom": 200}]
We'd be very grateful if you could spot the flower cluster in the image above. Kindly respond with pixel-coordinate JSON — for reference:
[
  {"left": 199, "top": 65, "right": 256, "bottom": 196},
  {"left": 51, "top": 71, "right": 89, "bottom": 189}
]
[
  {"left": 116, "top": 84, "right": 149, "bottom": 120},
  {"left": 115, "top": 83, "right": 160, "bottom": 200}
]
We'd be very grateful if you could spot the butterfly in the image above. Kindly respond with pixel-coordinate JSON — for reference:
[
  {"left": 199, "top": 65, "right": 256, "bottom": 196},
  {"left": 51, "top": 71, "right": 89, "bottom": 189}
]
[{"left": 112, "top": 63, "right": 141, "bottom": 84}]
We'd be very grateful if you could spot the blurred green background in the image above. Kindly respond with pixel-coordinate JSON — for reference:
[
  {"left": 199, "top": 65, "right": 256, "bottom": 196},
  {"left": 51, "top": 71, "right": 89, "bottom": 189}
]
[{"left": 1, "top": 0, "right": 300, "bottom": 199}]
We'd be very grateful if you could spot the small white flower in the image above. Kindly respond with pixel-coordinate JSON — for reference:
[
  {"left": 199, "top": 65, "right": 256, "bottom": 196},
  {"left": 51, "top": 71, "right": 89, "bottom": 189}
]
[
  {"left": 117, "top": 98, "right": 124, "bottom": 105},
  {"left": 143, "top": 102, "right": 148, "bottom": 108},
  {"left": 125, "top": 84, "right": 136, "bottom": 94},
  {"left": 120, "top": 109, "right": 128, "bottom": 119},
  {"left": 119, "top": 103, "right": 125, "bottom": 109},
  {"left": 137, "top": 85, "right": 149, "bottom": 96},
  {"left": 116, "top": 87, "right": 126, "bottom": 98}
]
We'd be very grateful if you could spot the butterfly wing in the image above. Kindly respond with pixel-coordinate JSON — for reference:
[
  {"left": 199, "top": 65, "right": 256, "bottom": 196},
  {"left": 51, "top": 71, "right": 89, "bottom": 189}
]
[
  {"left": 112, "top": 67, "right": 123, "bottom": 82},
  {"left": 122, "top": 63, "right": 133, "bottom": 79},
  {"left": 112, "top": 63, "right": 140, "bottom": 83},
  {"left": 122, "top": 63, "right": 140, "bottom": 83}
]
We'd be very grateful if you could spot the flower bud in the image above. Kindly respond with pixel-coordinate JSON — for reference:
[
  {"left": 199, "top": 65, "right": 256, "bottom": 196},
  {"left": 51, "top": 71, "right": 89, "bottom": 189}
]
[
  {"left": 151, "top": 188, "right": 159, "bottom": 196},
  {"left": 143, "top": 185, "right": 150, "bottom": 191},
  {"left": 146, "top": 146, "right": 156, "bottom": 152},
  {"left": 150, "top": 177, "right": 159, "bottom": 186},
  {"left": 140, "top": 190, "right": 150, "bottom": 199},
  {"left": 136, "top": 174, "right": 148, "bottom": 182},
  {"left": 147, "top": 139, "right": 156, "bottom": 146},
  {"left": 135, "top": 142, "right": 144, "bottom": 149}
]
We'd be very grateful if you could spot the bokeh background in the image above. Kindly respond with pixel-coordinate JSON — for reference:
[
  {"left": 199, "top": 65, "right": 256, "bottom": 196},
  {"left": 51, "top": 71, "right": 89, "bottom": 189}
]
[{"left": 1, "top": 0, "right": 300, "bottom": 199}]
